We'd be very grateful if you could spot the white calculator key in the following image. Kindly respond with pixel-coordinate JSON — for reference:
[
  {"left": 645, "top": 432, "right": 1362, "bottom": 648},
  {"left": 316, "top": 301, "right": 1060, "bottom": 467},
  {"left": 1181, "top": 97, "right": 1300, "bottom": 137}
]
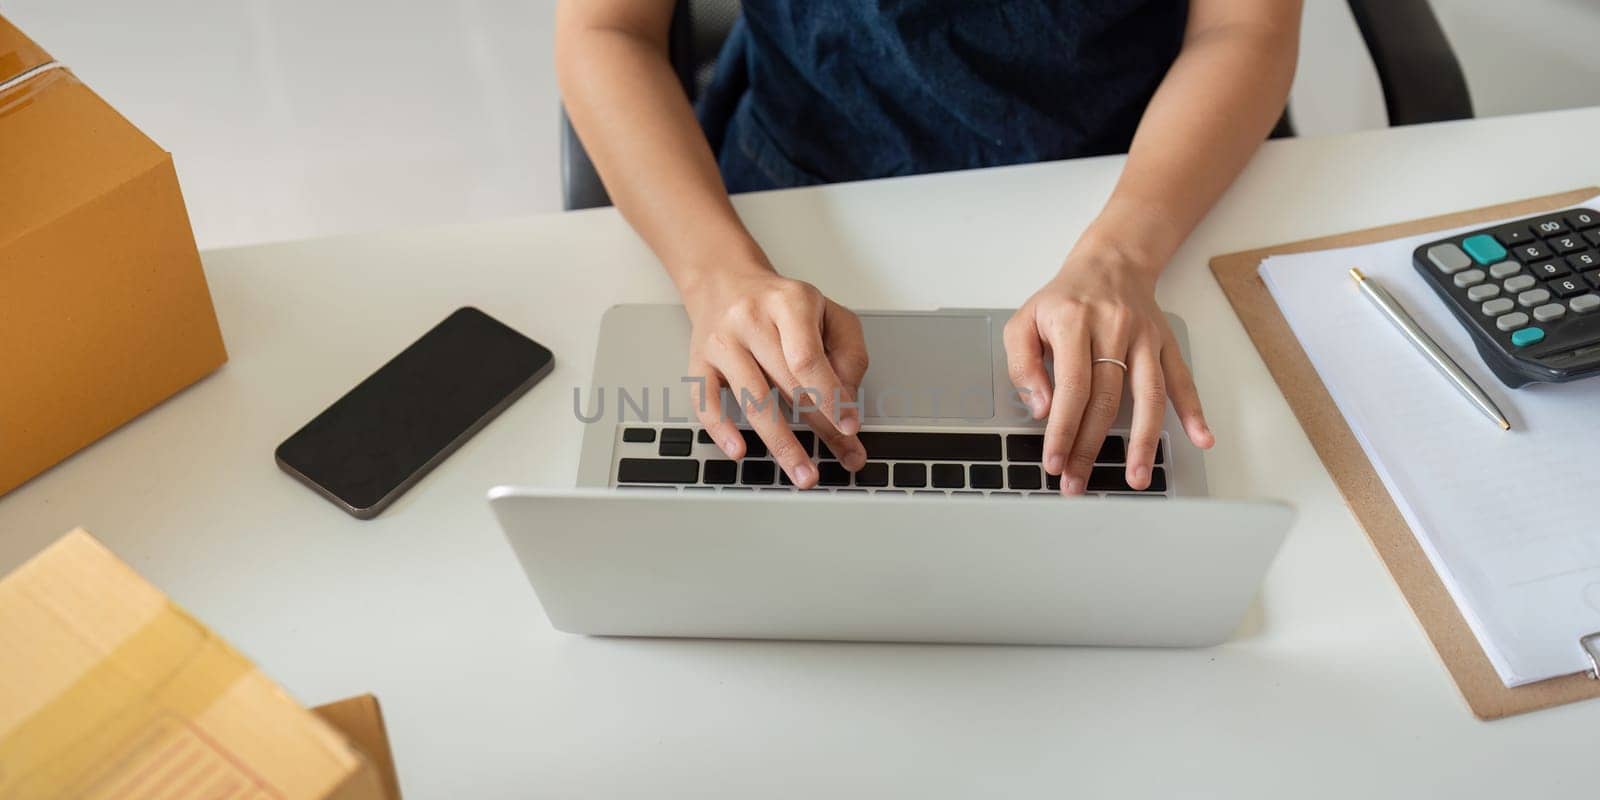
[
  {"left": 1517, "top": 288, "right": 1552, "bottom": 307},
  {"left": 1488, "top": 261, "right": 1522, "bottom": 279},
  {"left": 1532, "top": 303, "right": 1566, "bottom": 322},
  {"left": 1496, "top": 312, "right": 1530, "bottom": 331},
  {"left": 1503, "top": 275, "right": 1537, "bottom": 293}
]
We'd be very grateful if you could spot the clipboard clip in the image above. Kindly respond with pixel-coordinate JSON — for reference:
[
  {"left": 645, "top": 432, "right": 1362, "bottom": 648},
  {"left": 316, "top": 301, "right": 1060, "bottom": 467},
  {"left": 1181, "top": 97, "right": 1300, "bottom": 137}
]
[{"left": 1583, "top": 632, "right": 1600, "bottom": 679}]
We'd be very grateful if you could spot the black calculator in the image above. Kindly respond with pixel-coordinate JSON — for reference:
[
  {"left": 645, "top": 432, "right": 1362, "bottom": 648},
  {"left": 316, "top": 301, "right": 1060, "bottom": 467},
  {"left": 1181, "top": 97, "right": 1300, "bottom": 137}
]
[{"left": 1413, "top": 208, "right": 1600, "bottom": 388}]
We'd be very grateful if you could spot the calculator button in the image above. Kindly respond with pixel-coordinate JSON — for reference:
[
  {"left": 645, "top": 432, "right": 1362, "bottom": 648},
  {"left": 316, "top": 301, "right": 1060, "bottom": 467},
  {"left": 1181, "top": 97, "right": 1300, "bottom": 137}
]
[
  {"left": 1502, "top": 275, "right": 1537, "bottom": 293},
  {"left": 1517, "top": 288, "right": 1551, "bottom": 307},
  {"left": 1528, "top": 260, "right": 1570, "bottom": 279},
  {"left": 1510, "top": 327, "right": 1545, "bottom": 348},
  {"left": 1548, "top": 234, "right": 1586, "bottom": 254},
  {"left": 1572, "top": 294, "right": 1600, "bottom": 314},
  {"left": 1532, "top": 216, "right": 1570, "bottom": 236},
  {"left": 1496, "top": 312, "right": 1530, "bottom": 331},
  {"left": 1567, "top": 250, "right": 1600, "bottom": 271},
  {"left": 1452, "top": 269, "right": 1485, "bottom": 288},
  {"left": 1494, "top": 225, "right": 1536, "bottom": 246},
  {"left": 1532, "top": 303, "right": 1567, "bottom": 322},
  {"left": 1586, "top": 269, "right": 1600, "bottom": 289},
  {"left": 1585, "top": 230, "right": 1600, "bottom": 248},
  {"left": 1566, "top": 210, "right": 1600, "bottom": 230},
  {"left": 1488, "top": 260, "right": 1522, "bottom": 279},
  {"left": 1465, "top": 284, "right": 1499, "bottom": 302},
  {"left": 1481, "top": 297, "right": 1514, "bottom": 316},
  {"left": 1461, "top": 234, "right": 1507, "bottom": 264},
  {"left": 1426, "top": 243, "right": 1473, "bottom": 274},
  {"left": 1513, "top": 242, "right": 1551, "bottom": 262},
  {"left": 1551, "top": 277, "right": 1588, "bottom": 298}
]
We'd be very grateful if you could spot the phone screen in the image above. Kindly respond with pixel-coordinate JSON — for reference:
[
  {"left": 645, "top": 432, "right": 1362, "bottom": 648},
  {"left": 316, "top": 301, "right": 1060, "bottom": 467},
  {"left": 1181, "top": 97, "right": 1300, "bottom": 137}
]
[{"left": 275, "top": 307, "right": 553, "bottom": 518}]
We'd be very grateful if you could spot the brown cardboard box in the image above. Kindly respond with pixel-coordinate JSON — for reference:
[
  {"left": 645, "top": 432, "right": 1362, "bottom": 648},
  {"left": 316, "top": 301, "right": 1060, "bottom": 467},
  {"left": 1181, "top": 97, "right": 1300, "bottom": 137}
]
[
  {"left": 0, "top": 15, "right": 228, "bottom": 497},
  {"left": 313, "top": 696, "right": 404, "bottom": 800},
  {"left": 0, "top": 530, "right": 391, "bottom": 800}
]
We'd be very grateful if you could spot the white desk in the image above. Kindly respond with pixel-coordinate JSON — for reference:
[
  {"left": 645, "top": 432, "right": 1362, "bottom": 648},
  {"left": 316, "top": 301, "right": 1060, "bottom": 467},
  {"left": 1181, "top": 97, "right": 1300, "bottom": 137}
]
[{"left": 4, "top": 108, "right": 1597, "bottom": 798}]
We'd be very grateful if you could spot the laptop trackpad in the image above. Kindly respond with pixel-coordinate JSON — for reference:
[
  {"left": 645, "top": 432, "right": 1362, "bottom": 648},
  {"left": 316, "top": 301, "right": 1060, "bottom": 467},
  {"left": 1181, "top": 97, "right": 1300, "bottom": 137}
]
[{"left": 858, "top": 314, "right": 994, "bottom": 420}]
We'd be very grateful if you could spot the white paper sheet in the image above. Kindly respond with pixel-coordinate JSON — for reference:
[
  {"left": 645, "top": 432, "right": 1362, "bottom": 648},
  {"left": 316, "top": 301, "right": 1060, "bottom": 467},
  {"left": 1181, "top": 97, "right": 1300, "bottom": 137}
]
[{"left": 1259, "top": 199, "right": 1600, "bottom": 686}]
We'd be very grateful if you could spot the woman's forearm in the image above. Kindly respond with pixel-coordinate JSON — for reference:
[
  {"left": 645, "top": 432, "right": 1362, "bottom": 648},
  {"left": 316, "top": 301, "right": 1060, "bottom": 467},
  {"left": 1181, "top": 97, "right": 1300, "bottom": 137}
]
[
  {"left": 555, "top": 2, "right": 769, "bottom": 296},
  {"left": 556, "top": 2, "right": 872, "bottom": 480},
  {"left": 1081, "top": 5, "right": 1302, "bottom": 277}
]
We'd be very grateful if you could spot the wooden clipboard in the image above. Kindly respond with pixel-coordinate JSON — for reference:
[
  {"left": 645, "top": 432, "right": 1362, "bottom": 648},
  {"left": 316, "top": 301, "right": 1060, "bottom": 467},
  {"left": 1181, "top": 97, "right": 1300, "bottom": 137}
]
[{"left": 1210, "top": 187, "right": 1600, "bottom": 720}]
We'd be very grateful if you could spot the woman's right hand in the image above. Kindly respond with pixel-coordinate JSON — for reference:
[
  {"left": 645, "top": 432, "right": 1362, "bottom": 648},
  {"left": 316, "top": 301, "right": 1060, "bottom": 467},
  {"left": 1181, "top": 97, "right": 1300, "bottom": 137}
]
[{"left": 682, "top": 263, "right": 869, "bottom": 489}]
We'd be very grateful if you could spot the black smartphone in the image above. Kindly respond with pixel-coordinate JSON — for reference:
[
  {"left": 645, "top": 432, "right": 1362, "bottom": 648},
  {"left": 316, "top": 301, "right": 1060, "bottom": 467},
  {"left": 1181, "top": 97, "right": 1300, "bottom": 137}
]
[{"left": 275, "top": 307, "right": 553, "bottom": 519}]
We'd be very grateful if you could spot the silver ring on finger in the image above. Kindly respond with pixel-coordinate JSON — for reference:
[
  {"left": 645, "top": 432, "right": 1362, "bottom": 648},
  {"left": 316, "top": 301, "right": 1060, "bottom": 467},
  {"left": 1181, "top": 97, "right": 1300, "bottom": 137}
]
[{"left": 1092, "top": 356, "right": 1129, "bottom": 372}]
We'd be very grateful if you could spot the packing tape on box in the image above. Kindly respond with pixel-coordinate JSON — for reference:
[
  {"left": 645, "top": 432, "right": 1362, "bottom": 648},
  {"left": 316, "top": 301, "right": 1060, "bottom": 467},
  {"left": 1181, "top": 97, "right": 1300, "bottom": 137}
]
[
  {"left": 0, "top": 59, "right": 62, "bottom": 94},
  {"left": 0, "top": 602, "right": 250, "bottom": 798}
]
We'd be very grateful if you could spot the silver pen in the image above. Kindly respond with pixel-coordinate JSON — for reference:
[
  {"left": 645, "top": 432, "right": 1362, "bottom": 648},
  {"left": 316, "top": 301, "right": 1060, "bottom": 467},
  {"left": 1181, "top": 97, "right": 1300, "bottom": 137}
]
[{"left": 1349, "top": 268, "right": 1510, "bottom": 431}]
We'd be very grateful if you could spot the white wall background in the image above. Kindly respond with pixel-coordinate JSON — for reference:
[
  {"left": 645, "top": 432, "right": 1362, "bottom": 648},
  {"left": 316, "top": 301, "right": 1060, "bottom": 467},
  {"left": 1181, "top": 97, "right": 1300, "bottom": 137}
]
[{"left": 4, "top": 0, "right": 1599, "bottom": 250}]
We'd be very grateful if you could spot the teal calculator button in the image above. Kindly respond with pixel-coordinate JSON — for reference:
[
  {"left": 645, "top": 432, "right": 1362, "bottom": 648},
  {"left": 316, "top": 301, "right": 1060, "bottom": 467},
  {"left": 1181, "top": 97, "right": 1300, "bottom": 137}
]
[
  {"left": 1462, "top": 234, "right": 1508, "bottom": 264},
  {"left": 1511, "top": 327, "right": 1545, "bottom": 347}
]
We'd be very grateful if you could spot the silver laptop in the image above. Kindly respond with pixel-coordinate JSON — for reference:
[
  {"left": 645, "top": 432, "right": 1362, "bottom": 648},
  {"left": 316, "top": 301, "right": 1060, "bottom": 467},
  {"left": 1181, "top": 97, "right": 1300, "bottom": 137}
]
[{"left": 489, "top": 305, "right": 1291, "bottom": 646}]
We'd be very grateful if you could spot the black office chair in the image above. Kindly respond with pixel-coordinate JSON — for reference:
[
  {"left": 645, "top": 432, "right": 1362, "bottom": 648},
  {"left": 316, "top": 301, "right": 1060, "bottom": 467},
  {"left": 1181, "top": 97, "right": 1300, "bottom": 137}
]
[{"left": 562, "top": 0, "right": 1473, "bottom": 211}]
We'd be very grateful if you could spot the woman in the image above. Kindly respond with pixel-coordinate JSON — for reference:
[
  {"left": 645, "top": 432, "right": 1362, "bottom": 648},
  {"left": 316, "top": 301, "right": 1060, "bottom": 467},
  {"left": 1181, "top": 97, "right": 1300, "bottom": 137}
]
[{"left": 556, "top": 0, "right": 1301, "bottom": 494}]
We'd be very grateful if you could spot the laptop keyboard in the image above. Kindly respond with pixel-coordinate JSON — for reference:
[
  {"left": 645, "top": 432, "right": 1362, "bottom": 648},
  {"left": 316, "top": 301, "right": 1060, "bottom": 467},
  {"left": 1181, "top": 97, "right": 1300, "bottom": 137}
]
[{"left": 610, "top": 426, "right": 1173, "bottom": 498}]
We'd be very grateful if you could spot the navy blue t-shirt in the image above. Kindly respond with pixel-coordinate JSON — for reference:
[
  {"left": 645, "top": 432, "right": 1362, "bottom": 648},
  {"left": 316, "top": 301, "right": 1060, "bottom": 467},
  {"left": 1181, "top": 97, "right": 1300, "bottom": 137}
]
[{"left": 698, "top": 0, "right": 1188, "bottom": 193}]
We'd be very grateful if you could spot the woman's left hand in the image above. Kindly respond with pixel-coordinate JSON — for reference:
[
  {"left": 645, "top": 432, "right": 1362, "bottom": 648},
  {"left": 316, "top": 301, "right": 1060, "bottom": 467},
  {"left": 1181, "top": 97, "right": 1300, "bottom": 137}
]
[{"left": 1004, "top": 244, "right": 1214, "bottom": 494}]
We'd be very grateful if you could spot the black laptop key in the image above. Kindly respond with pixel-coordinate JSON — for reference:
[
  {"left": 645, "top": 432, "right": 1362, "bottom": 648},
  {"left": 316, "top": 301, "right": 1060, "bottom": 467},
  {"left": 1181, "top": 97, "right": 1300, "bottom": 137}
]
[
  {"left": 1006, "top": 434, "right": 1044, "bottom": 462},
  {"left": 1086, "top": 467, "right": 1131, "bottom": 493},
  {"left": 817, "top": 461, "right": 852, "bottom": 486},
  {"left": 703, "top": 459, "right": 738, "bottom": 484},
  {"left": 1096, "top": 436, "right": 1126, "bottom": 464},
  {"left": 1007, "top": 465, "right": 1042, "bottom": 490},
  {"left": 696, "top": 429, "right": 715, "bottom": 444},
  {"left": 855, "top": 462, "right": 890, "bottom": 487},
  {"left": 622, "top": 427, "right": 656, "bottom": 443},
  {"left": 1154, "top": 441, "right": 1164, "bottom": 465},
  {"left": 793, "top": 430, "right": 816, "bottom": 456},
  {"left": 618, "top": 458, "right": 698, "bottom": 484},
  {"left": 893, "top": 463, "right": 927, "bottom": 488},
  {"left": 931, "top": 463, "right": 964, "bottom": 488},
  {"left": 738, "top": 429, "right": 768, "bottom": 458},
  {"left": 741, "top": 460, "right": 776, "bottom": 485},
  {"left": 969, "top": 464, "right": 1003, "bottom": 489},
  {"left": 658, "top": 428, "right": 693, "bottom": 456},
  {"left": 856, "top": 431, "right": 1002, "bottom": 461},
  {"left": 1045, "top": 472, "right": 1060, "bottom": 491},
  {"left": 1087, "top": 466, "right": 1167, "bottom": 493}
]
